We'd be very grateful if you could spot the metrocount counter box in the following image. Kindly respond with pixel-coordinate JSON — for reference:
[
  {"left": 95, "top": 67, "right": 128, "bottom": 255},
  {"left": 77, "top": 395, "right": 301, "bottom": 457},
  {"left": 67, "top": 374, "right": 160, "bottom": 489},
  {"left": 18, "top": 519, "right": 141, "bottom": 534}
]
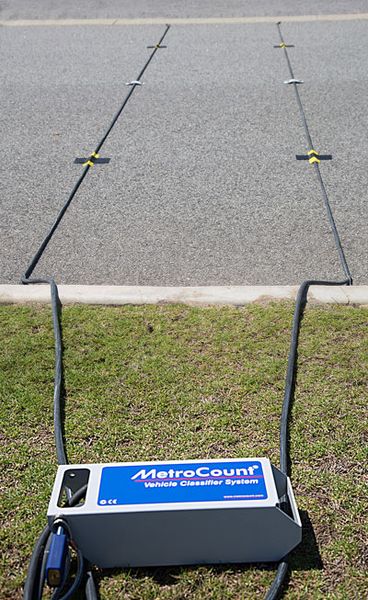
[{"left": 48, "top": 458, "right": 302, "bottom": 567}]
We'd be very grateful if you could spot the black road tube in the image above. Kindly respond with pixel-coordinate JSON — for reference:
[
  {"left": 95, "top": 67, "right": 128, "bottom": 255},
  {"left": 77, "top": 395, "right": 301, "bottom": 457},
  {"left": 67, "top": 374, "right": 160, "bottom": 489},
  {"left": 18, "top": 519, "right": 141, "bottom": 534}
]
[
  {"left": 22, "top": 22, "right": 353, "bottom": 600},
  {"left": 22, "top": 24, "right": 170, "bottom": 467},
  {"left": 22, "top": 24, "right": 170, "bottom": 281},
  {"left": 266, "top": 23, "right": 353, "bottom": 600},
  {"left": 22, "top": 27, "right": 171, "bottom": 600},
  {"left": 276, "top": 22, "right": 352, "bottom": 285}
]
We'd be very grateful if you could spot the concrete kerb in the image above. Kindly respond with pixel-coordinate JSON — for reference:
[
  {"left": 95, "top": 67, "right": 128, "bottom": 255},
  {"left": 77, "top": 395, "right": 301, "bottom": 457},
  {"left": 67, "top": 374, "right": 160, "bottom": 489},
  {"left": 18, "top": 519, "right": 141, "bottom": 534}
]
[{"left": 1, "top": 285, "right": 368, "bottom": 306}]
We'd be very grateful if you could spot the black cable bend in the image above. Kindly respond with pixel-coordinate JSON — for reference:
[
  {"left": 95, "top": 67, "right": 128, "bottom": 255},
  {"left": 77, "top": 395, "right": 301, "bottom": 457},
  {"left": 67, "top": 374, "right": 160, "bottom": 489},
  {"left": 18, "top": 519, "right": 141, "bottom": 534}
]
[{"left": 266, "top": 22, "right": 353, "bottom": 600}]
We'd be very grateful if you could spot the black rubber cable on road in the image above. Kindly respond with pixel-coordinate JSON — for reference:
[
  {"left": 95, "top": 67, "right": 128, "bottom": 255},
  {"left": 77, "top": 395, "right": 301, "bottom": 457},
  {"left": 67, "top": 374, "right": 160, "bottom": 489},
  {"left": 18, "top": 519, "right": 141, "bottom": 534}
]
[
  {"left": 276, "top": 22, "right": 352, "bottom": 285},
  {"left": 265, "top": 23, "right": 353, "bottom": 600},
  {"left": 22, "top": 26, "right": 171, "bottom": 600},
  {"left": 22, "top": 23, "right": 170, "bottom": 281}
]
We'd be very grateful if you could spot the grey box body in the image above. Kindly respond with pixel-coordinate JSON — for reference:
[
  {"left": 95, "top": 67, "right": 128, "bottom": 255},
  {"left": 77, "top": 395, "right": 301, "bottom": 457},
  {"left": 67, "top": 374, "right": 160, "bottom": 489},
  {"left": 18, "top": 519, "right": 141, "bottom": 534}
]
[{"left": 48, "top": 458, "right": 302, "bottom": 568}]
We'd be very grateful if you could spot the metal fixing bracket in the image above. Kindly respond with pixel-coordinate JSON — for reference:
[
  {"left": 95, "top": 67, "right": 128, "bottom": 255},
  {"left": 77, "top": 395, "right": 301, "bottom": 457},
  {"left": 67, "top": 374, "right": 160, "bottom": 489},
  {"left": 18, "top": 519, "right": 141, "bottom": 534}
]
[{"left": 284, "top": 79, "right": 304, "bottom": 85}]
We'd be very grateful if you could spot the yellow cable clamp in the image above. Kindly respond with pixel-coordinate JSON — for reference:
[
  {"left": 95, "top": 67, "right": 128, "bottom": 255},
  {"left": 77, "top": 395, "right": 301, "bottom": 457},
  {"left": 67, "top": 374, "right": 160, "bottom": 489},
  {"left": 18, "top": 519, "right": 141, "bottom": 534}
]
[
  {"left": 83, "top": 152, "right": 100, "bottom": 167},
  {"left": 147, "top": 44, "right": 167, "bottom": 49},
  {"left": 307, "top": 149, "right": 320, "bottom": 164},
  {"left": 274, "top": 42, "right": 294, "bottom": 49}
]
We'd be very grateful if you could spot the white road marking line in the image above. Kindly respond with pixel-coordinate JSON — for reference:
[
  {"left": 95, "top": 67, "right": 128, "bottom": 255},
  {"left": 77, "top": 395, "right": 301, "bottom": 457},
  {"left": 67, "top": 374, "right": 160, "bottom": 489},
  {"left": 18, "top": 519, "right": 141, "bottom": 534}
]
[{"left": 1, "top": 14, "right": 368, "bottom": 27}]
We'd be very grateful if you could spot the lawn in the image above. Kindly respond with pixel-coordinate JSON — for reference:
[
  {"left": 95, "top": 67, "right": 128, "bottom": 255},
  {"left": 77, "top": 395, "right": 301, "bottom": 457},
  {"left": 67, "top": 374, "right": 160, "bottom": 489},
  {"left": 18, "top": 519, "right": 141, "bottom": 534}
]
[{"left": 0, "top": 303, "right": 367, "bottom": 599}]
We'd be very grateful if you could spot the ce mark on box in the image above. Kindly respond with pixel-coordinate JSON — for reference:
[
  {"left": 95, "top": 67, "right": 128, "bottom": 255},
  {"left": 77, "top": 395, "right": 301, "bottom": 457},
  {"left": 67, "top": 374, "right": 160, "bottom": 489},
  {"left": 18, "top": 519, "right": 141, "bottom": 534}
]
[{"left": 99, "top": 498, "right": 118, "bottom": 506}]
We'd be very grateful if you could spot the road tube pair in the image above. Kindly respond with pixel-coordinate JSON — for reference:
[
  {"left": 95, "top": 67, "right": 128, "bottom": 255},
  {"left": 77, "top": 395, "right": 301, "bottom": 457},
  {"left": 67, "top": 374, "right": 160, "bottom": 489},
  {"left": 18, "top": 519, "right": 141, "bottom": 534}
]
[{"left": 22, "top": 23, "right": 352, "bottom": 600}]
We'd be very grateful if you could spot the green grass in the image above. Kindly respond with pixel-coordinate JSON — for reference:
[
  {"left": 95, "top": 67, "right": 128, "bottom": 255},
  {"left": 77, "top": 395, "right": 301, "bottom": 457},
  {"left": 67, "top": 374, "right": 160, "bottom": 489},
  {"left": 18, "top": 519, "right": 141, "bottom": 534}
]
[{"left": 0, "top": 303, "right": 367, "bottom": 599}]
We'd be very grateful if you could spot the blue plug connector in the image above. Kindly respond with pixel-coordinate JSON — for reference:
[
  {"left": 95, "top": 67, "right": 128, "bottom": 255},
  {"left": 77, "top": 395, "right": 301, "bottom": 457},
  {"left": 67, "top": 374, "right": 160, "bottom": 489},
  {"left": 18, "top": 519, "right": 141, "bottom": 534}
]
[{"left": 45, "top": 526, "right": 68, "bottom": 587}]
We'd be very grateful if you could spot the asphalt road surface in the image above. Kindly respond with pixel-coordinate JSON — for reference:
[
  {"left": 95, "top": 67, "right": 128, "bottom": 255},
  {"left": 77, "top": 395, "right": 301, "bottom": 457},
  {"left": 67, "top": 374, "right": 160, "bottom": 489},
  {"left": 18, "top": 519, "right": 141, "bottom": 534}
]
[
  {"left": 1, "top": 0, "right": 368, "bottom": 19},
  {"left": 1, "top": 1, "right": 367, "bottom": 285}
]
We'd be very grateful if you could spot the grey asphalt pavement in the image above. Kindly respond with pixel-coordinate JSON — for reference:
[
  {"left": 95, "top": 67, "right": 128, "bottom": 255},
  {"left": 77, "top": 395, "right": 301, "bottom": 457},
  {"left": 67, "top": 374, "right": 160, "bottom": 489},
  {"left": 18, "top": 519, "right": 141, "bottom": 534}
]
[
  {"left": 1, "top": 3, "right": 367, "bottom": 285},
  {"left": 1, "top": 0, "right": 368, "bottom": 19}
]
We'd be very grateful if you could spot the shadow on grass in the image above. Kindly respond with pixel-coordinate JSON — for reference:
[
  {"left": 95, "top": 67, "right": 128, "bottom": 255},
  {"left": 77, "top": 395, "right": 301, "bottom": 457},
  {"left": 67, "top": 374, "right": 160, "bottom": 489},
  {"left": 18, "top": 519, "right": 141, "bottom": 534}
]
[
  {"left": 289, "top": 510, "right": 323, "bottom": 571},
  {"left": 94, "top": 510, "right": 322, "bottom": 596}
]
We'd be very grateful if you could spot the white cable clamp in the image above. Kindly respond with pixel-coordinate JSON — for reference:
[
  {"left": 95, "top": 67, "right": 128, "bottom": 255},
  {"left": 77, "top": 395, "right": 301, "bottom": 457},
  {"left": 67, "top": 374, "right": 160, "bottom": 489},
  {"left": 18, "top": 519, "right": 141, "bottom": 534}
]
[
  {"left": 126, "top": 80, "right": 143, "bottom": 86},
  {"left": 283, "top": 79, "right": 303, "bottom": 85}
]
